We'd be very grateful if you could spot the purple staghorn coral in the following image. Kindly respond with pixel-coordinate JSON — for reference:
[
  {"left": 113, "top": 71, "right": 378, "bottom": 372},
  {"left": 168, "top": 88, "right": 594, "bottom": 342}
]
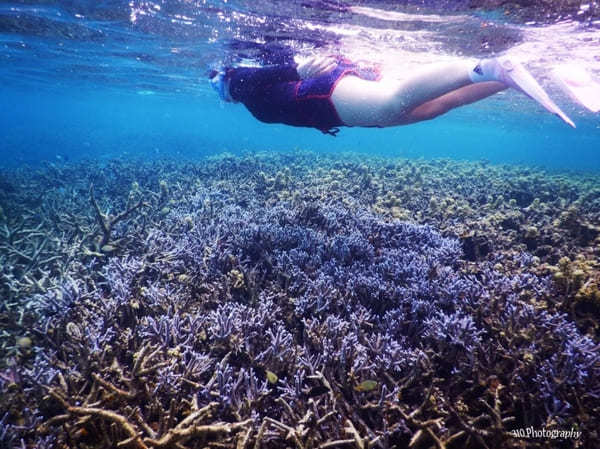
[
  {"left": 19, "top": 197, "right": 597, "bottom": 446},
  {"left": 0, "top": 413, "right": 17, "bottom": 449},
  {"left": 1, "top": 154, "right": 599, "bottom": 448}
]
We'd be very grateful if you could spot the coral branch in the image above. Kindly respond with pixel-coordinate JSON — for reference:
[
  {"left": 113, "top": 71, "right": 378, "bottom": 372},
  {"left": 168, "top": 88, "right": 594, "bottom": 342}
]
[
  {"left": 144, "top": 419, "right": 252, "bottom": 448},
  {"left": 89, "top": 184, "right": 146, "bottom": 248},
  {"left": 49, "top": 389, "right": 148, "bottom": 449}
]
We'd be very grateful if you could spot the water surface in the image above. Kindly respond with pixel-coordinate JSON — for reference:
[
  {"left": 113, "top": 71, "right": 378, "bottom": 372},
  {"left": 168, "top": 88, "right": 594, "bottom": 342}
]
[{"left": 1, "top": 0, "right": 599, "bottom": 169}]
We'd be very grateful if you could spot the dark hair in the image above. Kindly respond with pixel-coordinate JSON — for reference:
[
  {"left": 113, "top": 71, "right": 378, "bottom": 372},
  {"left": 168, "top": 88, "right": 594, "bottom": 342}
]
[{"left": 208, "top": 69, "right": 219, "bottom": 79}]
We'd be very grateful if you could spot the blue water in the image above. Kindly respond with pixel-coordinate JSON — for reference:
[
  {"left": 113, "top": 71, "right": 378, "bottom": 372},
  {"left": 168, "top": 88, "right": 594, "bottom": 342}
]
[{"left": 1, "top": 0, "right": 599, "bottom": 170}]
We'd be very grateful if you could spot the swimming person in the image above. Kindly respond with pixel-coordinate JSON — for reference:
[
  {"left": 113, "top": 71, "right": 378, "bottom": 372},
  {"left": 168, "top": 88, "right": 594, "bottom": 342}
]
[{"left": 209, "top": 56, "right": 579, "bottom": 135}]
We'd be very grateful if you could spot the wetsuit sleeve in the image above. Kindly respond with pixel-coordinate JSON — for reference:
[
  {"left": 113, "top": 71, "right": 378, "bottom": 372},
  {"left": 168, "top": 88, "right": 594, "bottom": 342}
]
[{"left": 227, "top": 65, "right": 300, "bottom": 103}]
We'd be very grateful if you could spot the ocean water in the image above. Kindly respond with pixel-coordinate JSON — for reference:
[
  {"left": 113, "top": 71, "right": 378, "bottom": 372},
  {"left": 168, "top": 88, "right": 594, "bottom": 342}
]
[
  {"left": 2, "top": 2, "right": 600, "bottom": 449},
  {"left": 1, "top": 0, "right": 599, "bottom": 169}
]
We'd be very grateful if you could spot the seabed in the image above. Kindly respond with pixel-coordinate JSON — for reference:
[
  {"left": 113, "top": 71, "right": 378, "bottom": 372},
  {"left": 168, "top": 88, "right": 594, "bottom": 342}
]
[{"left": 0, "top": 151, "right": 599, "bottom": 448}]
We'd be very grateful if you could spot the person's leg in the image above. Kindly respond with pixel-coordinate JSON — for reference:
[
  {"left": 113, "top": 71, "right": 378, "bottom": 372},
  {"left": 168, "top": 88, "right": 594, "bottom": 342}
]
[
  {"left": 332, "top": 61, "right": 476, "bottom": 127},
  {"left": 331, "top": 58, "right": 575, "bottom": 128},
  {"left": 398, "top": 81, "right": 506, "bottom": 124}
]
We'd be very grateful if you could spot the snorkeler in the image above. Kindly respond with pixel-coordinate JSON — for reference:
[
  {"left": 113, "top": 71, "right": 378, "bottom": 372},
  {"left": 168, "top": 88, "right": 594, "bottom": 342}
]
[{"left": 210, "top": 55, "right": 590, "bottom": 135}]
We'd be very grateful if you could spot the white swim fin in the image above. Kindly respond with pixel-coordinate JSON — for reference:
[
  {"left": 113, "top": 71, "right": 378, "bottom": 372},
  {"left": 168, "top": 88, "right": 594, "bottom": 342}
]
[
  {"left": 494, "top": 58, "right": 576, "bottom": 128},
  {"left": 552, "top": 64, "right": 600, "bottom": 113}
]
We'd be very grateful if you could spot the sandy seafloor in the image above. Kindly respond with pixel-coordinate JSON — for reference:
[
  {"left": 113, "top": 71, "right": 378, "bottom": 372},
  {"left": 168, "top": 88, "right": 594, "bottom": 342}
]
[{"left": 1, "top": 151, "right": 599, "bottom": 448}]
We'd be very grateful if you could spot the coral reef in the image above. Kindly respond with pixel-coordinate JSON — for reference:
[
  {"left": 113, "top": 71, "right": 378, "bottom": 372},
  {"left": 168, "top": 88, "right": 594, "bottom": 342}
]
[{"left": 0, "top": 152, "right": 599, "bottom": 448}]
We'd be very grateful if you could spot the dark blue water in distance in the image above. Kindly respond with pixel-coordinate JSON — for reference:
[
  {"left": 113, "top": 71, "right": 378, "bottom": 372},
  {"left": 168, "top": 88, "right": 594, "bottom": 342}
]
[{"left": 1, "top": 0, "right": 599, "bottom": 169}]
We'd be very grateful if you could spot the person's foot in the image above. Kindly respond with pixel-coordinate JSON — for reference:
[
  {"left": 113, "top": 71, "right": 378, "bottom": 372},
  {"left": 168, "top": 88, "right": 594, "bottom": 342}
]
[{"left": 492, "top": 58, "right": 575, "bottom": 128}]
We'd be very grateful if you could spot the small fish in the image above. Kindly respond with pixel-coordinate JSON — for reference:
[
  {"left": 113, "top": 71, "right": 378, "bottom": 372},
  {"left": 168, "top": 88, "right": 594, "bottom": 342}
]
[
  {"left": 16, "top": 336, "right": 32, "bottom": 350},
  {"left": 266, "top": 370, "right": 278, "bottom": 385},
  {"left": 354, "top": 380, "right": 378, "bottom": 392},
  {"left": 101, "top": 244, "right": 118, "bottom": 253}
]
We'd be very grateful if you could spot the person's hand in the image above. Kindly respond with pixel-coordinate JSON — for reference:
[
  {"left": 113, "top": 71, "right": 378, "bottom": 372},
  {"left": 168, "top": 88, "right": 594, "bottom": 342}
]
[{"left": 296, "top": 56, "right": 337, "bottom": 79}]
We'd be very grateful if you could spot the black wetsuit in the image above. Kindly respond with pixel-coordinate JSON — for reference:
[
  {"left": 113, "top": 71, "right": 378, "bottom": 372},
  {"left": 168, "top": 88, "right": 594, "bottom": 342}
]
[{"left": 225, "top": 59, "right": 381, "bottom": 135}]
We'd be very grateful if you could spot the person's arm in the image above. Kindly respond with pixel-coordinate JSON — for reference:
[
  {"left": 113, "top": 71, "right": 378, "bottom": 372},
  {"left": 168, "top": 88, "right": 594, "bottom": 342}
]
[
  {"left": 296, "top": 57, "right": 337, "bottom": 79},
  {"left": 227, "top": 65, "right": 301, "bottom": 102},
  {"left": 228, "top": 57, "right": 338, "bottom": 102}
]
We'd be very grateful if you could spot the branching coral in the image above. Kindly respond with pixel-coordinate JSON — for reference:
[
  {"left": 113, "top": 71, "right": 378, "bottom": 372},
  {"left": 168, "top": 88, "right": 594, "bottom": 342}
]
[{"left": 0, "top": 152, "right": 599, "bottom": 448}]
